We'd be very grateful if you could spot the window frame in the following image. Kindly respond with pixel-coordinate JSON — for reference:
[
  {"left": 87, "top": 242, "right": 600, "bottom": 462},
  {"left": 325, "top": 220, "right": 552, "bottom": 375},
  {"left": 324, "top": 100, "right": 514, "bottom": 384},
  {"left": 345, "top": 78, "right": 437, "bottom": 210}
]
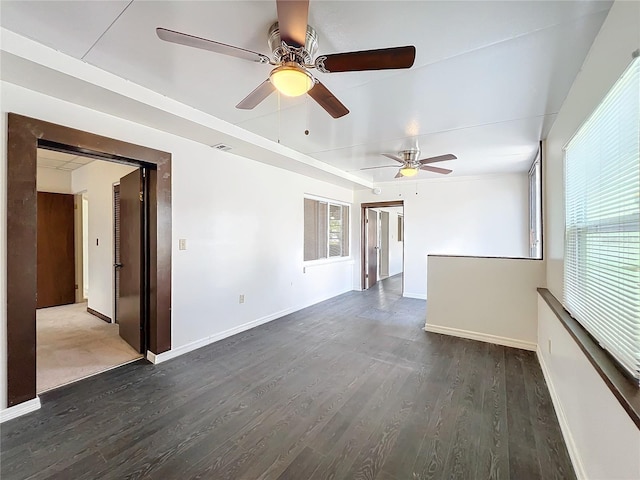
[
  {"left": 528, "top": 146, "right": 542, "bottom": 259},
  {"left": 562, "top": 55, "right": 640, "bottom": 385},
  {"left": 303, "top": 194, "right": 351, "bottom": 264}
]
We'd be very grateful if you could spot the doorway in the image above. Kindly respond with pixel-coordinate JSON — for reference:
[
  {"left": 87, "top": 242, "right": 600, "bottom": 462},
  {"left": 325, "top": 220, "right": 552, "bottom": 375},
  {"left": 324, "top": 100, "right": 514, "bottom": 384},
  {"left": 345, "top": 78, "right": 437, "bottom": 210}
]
[
  {"left": 7, "top": 113, "right": 172, "bottom": 407},
  {"left": 35, "top": 150, "right": 150, "bottom": 392},
  {"left": 361, "top": 201, "right": 404, "bottom": 292}
]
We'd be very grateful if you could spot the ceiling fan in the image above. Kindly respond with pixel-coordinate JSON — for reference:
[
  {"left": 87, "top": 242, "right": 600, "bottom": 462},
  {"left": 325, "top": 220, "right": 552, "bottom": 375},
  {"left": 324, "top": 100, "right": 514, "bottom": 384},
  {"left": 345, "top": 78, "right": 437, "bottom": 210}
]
[
  {"left": 156, "top": 0, "right": 416, "bottom": 119},
  {"left": 361, "top": 149, "right": 456, "bottom": 178}
]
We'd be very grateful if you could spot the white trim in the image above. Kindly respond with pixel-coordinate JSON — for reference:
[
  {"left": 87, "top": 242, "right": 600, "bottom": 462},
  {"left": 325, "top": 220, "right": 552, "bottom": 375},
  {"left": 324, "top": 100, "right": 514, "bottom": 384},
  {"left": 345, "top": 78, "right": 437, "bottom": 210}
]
[
  {"left": 0, "top": 397, "right": 41, "bottom": 423},
  {"left": 423, "top": 324, "right": 536, "bottom": 351},
  {"left": 403, "top": 292, "right": 427, "bottom": 300},
  {"left": 303, "top": 193, "right": 350, "bottom": 207},
  {"left": 536, "top": 347, "right": 587, "bottom": 480},
  {"left": 147, "top": 306, "right": 298, "bottom": 364}
]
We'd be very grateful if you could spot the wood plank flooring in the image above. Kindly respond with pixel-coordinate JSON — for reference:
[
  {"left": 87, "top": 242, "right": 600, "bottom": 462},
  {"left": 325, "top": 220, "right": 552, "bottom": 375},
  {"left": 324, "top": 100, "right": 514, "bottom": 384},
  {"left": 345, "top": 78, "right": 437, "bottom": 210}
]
[{"left": 1, "top": 275, "right": 575, "bottom": 480}]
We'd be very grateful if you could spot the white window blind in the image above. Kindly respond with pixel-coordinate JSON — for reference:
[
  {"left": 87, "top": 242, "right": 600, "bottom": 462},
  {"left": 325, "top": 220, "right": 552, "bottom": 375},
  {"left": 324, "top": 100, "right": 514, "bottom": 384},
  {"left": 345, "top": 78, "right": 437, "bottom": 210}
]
[{"left": 564, "top": 56, "right": 640, "bottom": 383}]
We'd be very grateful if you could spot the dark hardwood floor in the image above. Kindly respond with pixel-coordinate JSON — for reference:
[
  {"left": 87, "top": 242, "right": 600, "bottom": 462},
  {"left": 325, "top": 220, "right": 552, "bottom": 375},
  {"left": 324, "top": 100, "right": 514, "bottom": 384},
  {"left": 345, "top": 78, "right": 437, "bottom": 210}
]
[{"left": 1, "top": 274, "right": 575, "bottom": 480}]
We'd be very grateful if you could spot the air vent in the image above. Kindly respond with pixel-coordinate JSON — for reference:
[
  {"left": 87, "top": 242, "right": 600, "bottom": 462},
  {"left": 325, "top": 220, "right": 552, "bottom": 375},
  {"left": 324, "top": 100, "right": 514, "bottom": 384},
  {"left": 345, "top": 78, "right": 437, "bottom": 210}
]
[{"left": 211, "top": 143, "right": 232, "bottom": 152}]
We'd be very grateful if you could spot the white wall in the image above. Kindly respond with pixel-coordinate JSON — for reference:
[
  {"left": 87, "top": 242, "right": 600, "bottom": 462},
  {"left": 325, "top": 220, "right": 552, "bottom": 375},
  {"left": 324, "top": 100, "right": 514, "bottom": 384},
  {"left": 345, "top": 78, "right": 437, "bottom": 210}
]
[
  {"left": 72, "top": 161, "right": 137, "bottom": 319},
  {"left": 353, "top": 173, "right": 529, "bottom": 298},
  {"left": 0, "top": 81, "right": 355, "bottom": 411},
  {"left": 537, "top": 297, "right": 640, "bottom": 480},
  {"left": 36, "top": 166, "right": 71, "bottom": 194},
  {"left": 541, "top": 1, "right": 640, "bottom": 478},
  {"left": 426, "top": 255, "right": 544, "bottom": 350}
]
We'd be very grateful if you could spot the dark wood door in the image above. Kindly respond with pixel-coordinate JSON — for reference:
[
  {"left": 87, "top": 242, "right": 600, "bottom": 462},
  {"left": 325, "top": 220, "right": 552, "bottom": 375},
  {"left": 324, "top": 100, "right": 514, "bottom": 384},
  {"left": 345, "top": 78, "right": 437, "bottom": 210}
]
[
  {"left": 367, "top": 210, "right": 378, "bottom": 289},
  {"left": 118, "top": 169, "right": 143, "bottom": 353},
  {"left": 37, "top": 192, "right": 76, "bottom": 308}
]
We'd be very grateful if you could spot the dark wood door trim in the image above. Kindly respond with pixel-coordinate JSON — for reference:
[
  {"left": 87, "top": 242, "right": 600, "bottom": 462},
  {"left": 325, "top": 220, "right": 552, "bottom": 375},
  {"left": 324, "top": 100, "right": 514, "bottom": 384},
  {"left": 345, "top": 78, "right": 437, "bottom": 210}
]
[
  {"left": 360, "top": 200, "right": 403, "bottom": 290},
  {"left": 6, "top": 113, "right": 172, "bottom": 407}
]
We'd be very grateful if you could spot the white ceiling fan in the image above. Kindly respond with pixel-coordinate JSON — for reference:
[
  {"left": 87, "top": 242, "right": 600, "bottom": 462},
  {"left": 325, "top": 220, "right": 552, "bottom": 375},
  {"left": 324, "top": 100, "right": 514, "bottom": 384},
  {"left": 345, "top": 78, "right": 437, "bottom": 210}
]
[{"left": 361, "top": 148, "right": 456, "bottom": 178}]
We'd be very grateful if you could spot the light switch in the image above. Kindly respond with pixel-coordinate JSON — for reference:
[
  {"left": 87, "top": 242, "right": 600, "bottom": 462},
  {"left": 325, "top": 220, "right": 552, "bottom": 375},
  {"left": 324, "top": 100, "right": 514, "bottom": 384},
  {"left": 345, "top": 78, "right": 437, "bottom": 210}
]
[{"left": 179, "top": 239, "right": 187, "bottom": 250}]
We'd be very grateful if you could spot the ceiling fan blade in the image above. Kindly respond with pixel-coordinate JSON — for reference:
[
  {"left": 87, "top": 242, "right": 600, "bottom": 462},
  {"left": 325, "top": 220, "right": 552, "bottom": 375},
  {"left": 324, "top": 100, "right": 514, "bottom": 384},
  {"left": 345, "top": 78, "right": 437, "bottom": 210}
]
[
  {"left": 308, "top": 81, "right": 349, "bottom": 118},
  {"left": 359, "top": 165, "right": 398, "bottom": 171},
  {"left": 419, "top": 153, "right": 457, "bottom": 165},
  {"left": 316, "top": 46, "right": 416, "bottom": 73},
  {"left": 394, "top": 170, "right": 403, "bottom": 179},
  {"left": 236, "top": 79, "right": 276, "bottom": 109},
  {"left": 420, "top": 165, "right": 453, "bottom": 175},
  {"left": 276, "top": 0, "right": 309, "bottom": 48},
  {"left": 382, "top": 153, "right": 404, "bottom": 163},
  {"left": 156, "top": 27, "right": 270, "bottom": 63}
]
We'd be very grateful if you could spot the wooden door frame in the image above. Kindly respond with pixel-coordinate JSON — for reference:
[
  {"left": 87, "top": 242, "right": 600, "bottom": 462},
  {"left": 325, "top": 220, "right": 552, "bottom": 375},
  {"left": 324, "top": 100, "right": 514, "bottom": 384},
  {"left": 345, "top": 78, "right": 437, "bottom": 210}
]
[
  {"left": 360, "top": 201, "right": 404, "bottom": 291},
  {"left": 7, "top": 113, "right": 172, "bottom": 407}
]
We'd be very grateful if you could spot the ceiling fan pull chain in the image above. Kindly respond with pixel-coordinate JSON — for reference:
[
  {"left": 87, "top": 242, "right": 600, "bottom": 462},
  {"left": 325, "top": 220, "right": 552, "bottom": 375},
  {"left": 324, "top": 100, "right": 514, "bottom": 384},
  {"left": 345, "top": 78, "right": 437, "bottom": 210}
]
[{"left": 305, "top": 94, "right": 310, "bottom": 135}]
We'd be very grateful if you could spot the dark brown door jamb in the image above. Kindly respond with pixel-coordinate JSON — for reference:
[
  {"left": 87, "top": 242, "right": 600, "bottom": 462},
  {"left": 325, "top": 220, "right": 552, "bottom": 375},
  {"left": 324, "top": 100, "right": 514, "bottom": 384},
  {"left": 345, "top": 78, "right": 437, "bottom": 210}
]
[{"left": 6, "top": 113, "right": 172, "bottom": 407}]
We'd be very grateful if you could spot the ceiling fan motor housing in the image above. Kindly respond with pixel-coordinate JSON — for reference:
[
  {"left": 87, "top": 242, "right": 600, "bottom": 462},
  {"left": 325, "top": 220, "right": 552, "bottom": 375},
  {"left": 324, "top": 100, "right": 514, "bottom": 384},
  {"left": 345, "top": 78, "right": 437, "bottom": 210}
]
[
  {"left": 268, "top": 22, "right": 318, "bottom": 64},
  {"left": 401, "top": 148, "right": 420, "bottom": 165}
]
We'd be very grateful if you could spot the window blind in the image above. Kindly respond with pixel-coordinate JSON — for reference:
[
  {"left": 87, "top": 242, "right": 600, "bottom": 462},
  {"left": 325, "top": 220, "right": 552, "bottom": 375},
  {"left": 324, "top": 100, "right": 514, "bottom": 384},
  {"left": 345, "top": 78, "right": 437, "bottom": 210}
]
[
  {"left": 304, "top": 198, "right": 349, "bottom": 261},
  {"left": 304, "top": 198, "right": 327, "bottom": 261},
  {"left": 329, "top": 204, "right": 349, "bottom": 257},
  {"left": 564, "top": 56, "right": 640, "bottom": 382}
]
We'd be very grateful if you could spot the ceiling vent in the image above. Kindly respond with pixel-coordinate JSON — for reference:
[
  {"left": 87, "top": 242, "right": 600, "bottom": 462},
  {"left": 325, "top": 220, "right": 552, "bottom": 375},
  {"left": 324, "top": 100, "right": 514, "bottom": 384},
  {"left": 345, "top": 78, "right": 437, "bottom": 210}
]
[{"left": 211, "top": 143, "right": 232, "bottom": 152}]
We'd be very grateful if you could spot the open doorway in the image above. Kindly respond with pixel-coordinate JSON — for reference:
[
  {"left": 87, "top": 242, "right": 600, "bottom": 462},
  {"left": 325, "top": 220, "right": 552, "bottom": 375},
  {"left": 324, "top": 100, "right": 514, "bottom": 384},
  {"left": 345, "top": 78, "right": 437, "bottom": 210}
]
[
  {"left": 361, "top": 201, "right": 404, "bottom": 292},
  {"left": 7, "top": 113, "right": 172, "bottom": 408},
  {"left": 35, "top": 149, "right": 148, "bottom": 393}
]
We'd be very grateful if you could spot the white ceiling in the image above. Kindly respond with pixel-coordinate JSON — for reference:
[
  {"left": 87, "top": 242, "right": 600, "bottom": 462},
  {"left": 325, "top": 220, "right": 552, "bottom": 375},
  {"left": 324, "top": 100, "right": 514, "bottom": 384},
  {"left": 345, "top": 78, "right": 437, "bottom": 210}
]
[
  {"left": 1, "top": 1, "right": 612, "bottom": 183},
  {"left": 37, "top": 148, "right": 94, "bottom": 171}
]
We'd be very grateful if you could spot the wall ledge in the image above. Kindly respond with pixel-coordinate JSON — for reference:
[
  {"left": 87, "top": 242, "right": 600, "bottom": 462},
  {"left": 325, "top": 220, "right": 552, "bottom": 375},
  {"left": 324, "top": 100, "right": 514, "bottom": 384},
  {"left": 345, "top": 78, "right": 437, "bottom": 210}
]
[
  {"left": 424, "top": 324, "right": 536, "bottom": 351},
  {"left": 537, "top": 288, "right": 640, "bottom": 429}
]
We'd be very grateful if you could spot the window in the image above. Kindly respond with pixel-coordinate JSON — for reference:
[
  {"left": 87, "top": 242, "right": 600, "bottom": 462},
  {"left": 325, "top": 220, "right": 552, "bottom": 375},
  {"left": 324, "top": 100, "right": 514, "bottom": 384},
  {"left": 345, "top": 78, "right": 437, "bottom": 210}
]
[
  {"left": 528, "top": 148, "right": 542, "bottom": 259},
  {"left": 304, "top": 197, "right": 349, "bottom": 261},
  {"left": 564, "top": 56, "right": 639, "bottom": 383},
  {"left": 397, "top": 214, "right": 404, "bottom": 242}
]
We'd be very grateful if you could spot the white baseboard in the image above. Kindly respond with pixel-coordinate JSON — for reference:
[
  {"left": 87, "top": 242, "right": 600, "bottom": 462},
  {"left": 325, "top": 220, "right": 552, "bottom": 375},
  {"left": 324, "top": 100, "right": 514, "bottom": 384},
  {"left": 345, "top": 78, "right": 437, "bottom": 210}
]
[
  {"left": 403, "top": 292, "right": 427, "bottom": 300},
  {"left": 0, "top": 397, "right": 41, "bottom": 423},
  {"left": 423, "top": 324, "right": 536, "bottom": 351},
  {"left": 536, "top": 347, "right": 586, "bottom": 480},
  {"left": 146, "top": 291, "right": 346, "bottom": 365},
  {"left": 148, "top": 307, "right": 295, "bottom": 364}
]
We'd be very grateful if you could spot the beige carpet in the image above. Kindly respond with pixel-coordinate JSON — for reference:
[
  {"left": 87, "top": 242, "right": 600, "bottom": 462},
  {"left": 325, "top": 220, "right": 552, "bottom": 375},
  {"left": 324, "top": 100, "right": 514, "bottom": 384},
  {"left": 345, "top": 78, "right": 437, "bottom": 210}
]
[{"left": 37, "top": 302, "right": 142, "bottom": 393}]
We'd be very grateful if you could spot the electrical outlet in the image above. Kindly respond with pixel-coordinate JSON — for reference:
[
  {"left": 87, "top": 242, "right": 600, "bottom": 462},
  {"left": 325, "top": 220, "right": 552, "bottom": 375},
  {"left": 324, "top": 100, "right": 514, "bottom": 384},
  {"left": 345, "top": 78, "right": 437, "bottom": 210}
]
[
  {"left": 548, "top": 339, "right": 552, "bottom": 354},
  {"left": 179, "top": 239, "right": 187, "bottom": 250},
  {"left": 239, "top": 294, "right": 245, "bottom": 304}
]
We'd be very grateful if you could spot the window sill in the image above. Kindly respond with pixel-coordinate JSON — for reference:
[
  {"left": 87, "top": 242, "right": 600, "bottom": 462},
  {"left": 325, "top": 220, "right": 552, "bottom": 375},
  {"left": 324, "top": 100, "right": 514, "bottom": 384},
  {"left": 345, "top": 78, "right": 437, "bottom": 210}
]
[
  {"left": 538, "top": 288, "right": 640, "bottom": 429},
  {"left": 303, "top": 257, "right": 354, "bottom": 268}
]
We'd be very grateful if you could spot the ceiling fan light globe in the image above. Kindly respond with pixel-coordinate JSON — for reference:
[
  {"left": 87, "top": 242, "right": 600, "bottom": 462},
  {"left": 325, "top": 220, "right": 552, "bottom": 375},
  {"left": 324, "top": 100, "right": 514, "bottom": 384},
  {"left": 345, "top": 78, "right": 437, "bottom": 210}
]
[
  {"left": 270, "top": 64, "right": 313, "bottom": 97},
  {"left": 399, "top": 167, "right": 418, "bottom": 177}
]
